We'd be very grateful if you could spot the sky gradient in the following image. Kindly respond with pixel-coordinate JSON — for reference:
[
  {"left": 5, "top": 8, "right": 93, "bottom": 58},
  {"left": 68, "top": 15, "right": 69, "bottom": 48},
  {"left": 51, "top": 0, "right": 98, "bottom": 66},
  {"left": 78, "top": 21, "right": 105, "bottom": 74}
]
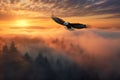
[{"left": 0, "top": 0, "right": 120, "bottom": 35}]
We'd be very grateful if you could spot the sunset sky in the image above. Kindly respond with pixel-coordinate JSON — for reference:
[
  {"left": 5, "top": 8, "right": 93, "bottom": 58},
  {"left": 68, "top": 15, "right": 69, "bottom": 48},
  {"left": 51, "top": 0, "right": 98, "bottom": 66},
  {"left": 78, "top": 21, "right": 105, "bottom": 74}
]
[
  {"left": 0, "top": 1, "right": 120, "bottom": 77},
  {"left": 0, "top": 0, "right": 120, "bottom": 35}
]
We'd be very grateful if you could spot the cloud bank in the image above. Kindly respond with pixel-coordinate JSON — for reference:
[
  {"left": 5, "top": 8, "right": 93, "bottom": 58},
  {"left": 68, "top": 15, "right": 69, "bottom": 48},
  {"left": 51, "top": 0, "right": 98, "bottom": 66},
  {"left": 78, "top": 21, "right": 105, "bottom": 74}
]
[{"left": 0, "top": 0, "right": 120, "bottom": 19}]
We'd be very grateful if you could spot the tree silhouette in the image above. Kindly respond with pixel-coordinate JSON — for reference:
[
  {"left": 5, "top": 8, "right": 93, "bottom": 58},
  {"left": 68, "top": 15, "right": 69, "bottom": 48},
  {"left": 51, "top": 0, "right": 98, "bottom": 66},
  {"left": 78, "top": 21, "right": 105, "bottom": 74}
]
[
  {"left": 0, "top": 41, "right": 107, "bottom": 80},
  {"left": 9, "top": 41, "right": 18, "bottom": 53},
  {"left": 32, "top": 53, "right": 55, "bottom": 80},
  {"left": 2, "top": 44, "right": 9, "bottom": 54},
  {"left": 24, "top": 52, "right": 32, "bottom": 63},
  {"left": 1, "top": 42, "right": 29, "bottom": 80}
]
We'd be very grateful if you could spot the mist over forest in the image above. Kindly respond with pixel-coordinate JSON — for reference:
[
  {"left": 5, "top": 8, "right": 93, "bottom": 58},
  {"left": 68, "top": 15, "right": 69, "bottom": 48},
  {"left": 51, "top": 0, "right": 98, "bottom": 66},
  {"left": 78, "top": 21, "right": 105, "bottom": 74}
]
[
  {"left": 0, "top": 0, "right": 120, "bottom": 79},
  {"left": 0, "top": 29, "right": 120, "bottom": 80}
]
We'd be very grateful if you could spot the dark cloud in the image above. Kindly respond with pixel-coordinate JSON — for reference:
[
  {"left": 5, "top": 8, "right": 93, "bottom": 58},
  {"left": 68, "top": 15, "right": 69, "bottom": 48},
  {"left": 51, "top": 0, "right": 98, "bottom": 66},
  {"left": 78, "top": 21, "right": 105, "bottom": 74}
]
[
  {"left": 0, "top": 0, "right": 120, "bottom": 19},
  {"left": 33, "top": 0, "right": 120, "bottom": 18}
]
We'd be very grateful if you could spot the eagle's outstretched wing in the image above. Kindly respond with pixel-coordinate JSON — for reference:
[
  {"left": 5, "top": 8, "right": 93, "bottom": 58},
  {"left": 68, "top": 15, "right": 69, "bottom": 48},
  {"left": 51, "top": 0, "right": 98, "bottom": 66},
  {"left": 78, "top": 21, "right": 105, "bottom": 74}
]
[
  {"left": 70, "top": 23, "right": 87, "bottom": 29},
  {"left": 51, "top": 16, "right": 65, "bottom": 25}
]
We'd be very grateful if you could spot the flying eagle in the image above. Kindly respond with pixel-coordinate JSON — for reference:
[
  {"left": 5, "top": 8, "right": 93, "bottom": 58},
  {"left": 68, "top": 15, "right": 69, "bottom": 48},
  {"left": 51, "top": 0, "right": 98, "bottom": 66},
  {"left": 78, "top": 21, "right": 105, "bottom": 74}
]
[{"left": 51, "top": 16, "right": 87, "bottom": 30}]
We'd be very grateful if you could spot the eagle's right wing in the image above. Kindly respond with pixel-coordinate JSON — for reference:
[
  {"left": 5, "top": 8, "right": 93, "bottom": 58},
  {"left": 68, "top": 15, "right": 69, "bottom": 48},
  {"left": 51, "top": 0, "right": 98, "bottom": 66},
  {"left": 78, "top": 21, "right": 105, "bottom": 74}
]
[{"left": 51, "top": 16, "right": 65, "bottom": 25}]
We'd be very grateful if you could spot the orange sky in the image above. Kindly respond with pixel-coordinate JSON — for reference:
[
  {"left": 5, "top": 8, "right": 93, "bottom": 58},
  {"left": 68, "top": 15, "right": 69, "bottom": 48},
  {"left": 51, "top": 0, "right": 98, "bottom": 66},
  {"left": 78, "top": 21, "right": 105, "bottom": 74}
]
[{"left": 0, "top": 0, "right": 120, "bottom": 35}]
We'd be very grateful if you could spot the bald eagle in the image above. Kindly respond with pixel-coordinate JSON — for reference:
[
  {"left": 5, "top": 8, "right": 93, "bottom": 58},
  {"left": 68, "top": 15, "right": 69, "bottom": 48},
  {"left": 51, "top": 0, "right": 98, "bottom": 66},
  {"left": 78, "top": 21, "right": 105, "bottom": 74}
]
[{"left": 51, "top": 16, "right": 87, "bottom": 30}]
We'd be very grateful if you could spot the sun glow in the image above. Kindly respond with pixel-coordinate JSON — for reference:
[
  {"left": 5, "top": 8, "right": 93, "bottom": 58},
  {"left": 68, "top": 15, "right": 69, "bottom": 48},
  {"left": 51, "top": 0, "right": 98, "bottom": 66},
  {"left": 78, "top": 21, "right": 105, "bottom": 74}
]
[{"left": 15, "top": 20, "right": 30, "bottom": 27}]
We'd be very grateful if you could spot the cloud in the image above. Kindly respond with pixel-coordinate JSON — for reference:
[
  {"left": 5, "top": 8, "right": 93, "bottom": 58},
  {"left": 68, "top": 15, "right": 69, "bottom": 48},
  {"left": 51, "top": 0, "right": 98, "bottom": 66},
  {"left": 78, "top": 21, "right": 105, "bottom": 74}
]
[
  {"left": 1, "top": 29, "right": 120, "bottom": 60},
  {"left": 0, "top": 0, "right": 120, "bottom": 19},
  {"left": 0, "top": 13, "right": 16, "bottom": 21},
  {"left": 98, "top": 14, "right": 120, "bottom": 19},
  {"left": 9, "top": 26, "right": 55, "bottom": 30},
  {"left": 0, "top": 29, "right": 120, "bottom": 79},
  {"left": 42, "top": 29, "right": 120, "bottom": 79},
  {"left": 0, "top": 28, "right": 3, "bottom": 31}
]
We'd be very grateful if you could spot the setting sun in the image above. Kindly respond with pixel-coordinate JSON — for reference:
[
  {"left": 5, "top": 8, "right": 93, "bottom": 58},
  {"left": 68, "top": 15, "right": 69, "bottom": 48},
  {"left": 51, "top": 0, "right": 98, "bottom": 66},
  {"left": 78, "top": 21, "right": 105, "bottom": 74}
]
[{"left": 15, "top": 20, "right": 30, "bottom": 27}]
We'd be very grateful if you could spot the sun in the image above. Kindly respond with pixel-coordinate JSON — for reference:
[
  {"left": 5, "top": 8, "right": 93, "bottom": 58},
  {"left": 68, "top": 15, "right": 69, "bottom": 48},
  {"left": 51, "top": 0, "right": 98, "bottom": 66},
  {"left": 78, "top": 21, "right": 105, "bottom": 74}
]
[{"left": 15, "top": 20, "right": 30, "bottom": 27}]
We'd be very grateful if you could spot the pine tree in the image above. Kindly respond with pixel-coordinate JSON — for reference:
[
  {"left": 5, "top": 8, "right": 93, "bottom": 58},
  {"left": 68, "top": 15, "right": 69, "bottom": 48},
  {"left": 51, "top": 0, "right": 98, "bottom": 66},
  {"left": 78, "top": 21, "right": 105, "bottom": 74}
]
[
  {"left": 24, "top": 52, "right": 32, "bottom": 63},
  {"left": 35, "top": 53, "right": 46, "bottom": 65},
  {"left": 9, "top": 41, "right": 18, "bottom": 53},
  {"left": 33, "top": 53, "right": 55, "bottom": 80},
  {"left": 2, "top": 44, "right": 9, "bottom": 54}
]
